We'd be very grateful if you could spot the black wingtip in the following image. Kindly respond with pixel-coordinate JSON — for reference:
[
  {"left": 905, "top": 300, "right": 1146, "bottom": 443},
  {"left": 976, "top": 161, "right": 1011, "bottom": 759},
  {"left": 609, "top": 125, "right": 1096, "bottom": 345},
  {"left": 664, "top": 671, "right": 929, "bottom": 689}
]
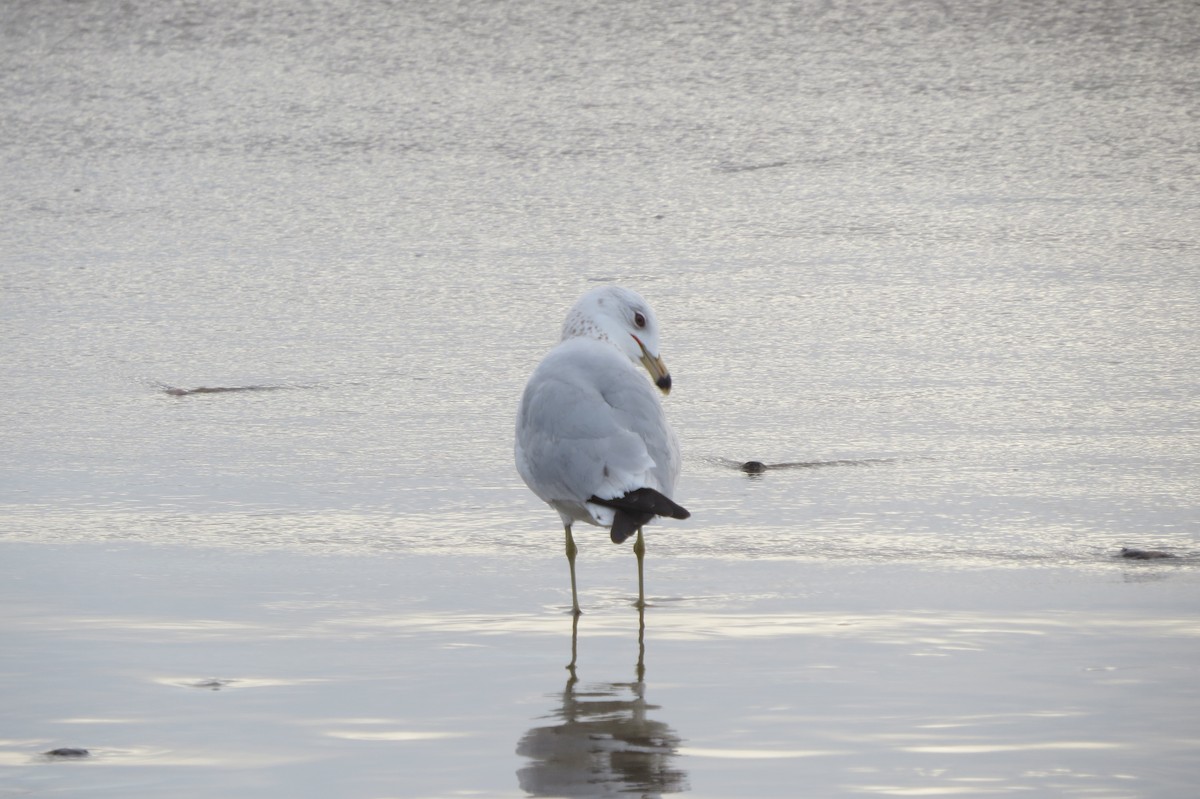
[
  {"left": 610, "top": 516, "right": 642, "bottom": 544},
  {"left": 590, "top": 488, "right": 690, "bottom": 544},
  {"left": 589, "top": 488, "right": 689, "bottom": 518}
]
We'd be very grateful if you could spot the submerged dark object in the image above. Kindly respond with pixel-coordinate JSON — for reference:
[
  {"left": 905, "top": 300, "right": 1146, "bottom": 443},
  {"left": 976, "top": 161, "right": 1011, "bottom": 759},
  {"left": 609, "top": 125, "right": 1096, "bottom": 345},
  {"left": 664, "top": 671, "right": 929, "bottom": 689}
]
[
  {"left": 732, "top": 458, "right": 891, "bottom": 475},
  {"left": 716, "top": 160, "right": 789, "bottom": 173},
  {"left": 43, "top": 748, "right": 89, "bottom": 758},
  {"left": 163, "top": 385, "right": 285, "bottom": 396},
  {"left": 1120, "top": 547, "right": 1176, "bottom": 560}
]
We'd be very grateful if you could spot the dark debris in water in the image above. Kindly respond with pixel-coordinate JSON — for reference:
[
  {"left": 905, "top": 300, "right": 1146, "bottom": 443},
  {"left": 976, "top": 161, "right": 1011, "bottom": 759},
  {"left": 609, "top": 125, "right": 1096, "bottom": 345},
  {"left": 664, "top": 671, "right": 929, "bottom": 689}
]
[
  {"left": 43, "top": 748, "right": 89, "bottom": 758},
  {"left": 161, "top": 385, "right": 291, "bottom": 397},
  {"left": 1119, "top": 547, "right": 1177, "bottom": 560},
  {"left": 716, "top": 160, "right": 789, "bottom": 173},
  {"left": 190, "top": 678, "right": 237, "bottom": 690},
  {"left": 720, "top": 457, "right": 894, "bottom": 475}
]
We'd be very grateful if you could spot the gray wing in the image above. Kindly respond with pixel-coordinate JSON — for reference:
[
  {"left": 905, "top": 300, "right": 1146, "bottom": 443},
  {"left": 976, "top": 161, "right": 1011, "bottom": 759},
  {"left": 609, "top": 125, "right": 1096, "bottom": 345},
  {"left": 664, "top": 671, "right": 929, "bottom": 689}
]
[{"left": 515, "top": 339, "right": 680, "bottom": 519}]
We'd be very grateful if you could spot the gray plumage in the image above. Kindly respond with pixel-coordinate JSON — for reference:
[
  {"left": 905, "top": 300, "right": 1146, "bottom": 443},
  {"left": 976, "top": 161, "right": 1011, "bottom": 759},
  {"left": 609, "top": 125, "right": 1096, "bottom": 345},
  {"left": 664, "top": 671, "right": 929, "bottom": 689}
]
[{"left": 515, "top": 286, "right": 687, "bottom": 612}]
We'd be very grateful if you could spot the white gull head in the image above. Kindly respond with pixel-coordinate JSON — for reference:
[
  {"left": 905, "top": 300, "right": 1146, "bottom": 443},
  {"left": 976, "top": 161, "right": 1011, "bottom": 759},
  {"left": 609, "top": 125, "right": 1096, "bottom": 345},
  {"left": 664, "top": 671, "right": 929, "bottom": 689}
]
[{"left": 560, "top": 286, "right": 672, "bottom": 394}]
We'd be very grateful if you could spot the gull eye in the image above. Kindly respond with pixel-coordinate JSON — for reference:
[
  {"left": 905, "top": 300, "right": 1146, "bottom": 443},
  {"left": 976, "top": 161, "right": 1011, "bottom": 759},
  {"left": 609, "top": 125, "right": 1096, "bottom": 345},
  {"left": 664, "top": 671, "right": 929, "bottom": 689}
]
[{"left": 633, "top": 311, "right": 647, "bottom": 329}]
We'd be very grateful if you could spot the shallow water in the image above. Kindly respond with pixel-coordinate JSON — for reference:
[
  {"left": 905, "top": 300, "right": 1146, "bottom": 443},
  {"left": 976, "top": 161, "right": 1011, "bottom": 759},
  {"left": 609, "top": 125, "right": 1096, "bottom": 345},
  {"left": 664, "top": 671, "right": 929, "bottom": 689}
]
[
  {"left": 2, "top": 0, "right": 1199, "bottom": 796},
  {"left": 3, "top": 543, "right": 1198, "bottom": 798}
]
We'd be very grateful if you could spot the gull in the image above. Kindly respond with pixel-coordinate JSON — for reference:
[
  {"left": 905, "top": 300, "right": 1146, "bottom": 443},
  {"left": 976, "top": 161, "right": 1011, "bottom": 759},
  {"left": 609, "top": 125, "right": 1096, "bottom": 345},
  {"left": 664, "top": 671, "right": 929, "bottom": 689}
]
[{"left": 515, "top": 286, "right": 689, "bottom": 614}]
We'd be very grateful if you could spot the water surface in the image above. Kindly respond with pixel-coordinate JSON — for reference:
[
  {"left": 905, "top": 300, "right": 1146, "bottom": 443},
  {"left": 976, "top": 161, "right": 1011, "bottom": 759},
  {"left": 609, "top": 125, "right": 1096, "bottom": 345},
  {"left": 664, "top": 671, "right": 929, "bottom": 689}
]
[{"left": 2, "top": 0, "right": 1198, "bottom": 796}]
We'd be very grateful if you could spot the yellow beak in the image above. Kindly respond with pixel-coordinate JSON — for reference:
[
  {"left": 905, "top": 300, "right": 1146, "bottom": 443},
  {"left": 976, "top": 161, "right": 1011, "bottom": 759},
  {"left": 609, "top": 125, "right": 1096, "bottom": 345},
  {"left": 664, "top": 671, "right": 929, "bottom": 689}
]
[{"left": 635, "top": 338, "right": 672, "bottom": 395}]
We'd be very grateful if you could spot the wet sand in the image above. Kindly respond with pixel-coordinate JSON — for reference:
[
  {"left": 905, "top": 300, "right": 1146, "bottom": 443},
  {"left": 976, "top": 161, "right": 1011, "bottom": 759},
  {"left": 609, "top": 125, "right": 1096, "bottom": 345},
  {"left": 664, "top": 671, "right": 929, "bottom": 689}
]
[{"left": 2, "top": 539, "right": 1196, "bottom": 798}]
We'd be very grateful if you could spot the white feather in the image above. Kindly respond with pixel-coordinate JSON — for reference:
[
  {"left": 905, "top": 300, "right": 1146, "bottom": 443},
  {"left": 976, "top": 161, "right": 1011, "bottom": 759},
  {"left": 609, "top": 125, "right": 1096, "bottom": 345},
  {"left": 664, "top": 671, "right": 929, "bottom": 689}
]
[{"left": 515, "top": 287, "right": 682, "bottom": 530}]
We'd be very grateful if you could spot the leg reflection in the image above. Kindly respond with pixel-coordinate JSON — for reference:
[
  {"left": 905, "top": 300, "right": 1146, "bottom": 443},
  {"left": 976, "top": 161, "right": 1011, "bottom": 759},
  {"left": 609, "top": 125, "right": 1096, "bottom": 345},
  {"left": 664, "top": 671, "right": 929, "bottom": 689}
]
[
  {"left": 516, "top": 609, "right": 688, "bottom": 797},
  {"left": 566, "top": 611, "right": 579, "bottom": 683},
  {"left": 636, "top": 603, "right": 646, "bottom": 683}
]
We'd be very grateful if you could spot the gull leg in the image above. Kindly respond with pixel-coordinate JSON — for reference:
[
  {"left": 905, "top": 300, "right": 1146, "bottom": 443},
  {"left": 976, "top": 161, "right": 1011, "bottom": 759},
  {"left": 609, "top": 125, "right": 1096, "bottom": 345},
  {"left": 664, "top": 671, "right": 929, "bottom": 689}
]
[
  {"left": 633, "top": 527, "right": 646, "bottom": 609},
  {"left": 565, "top": 524, "right": 581, "bottom": 616}
]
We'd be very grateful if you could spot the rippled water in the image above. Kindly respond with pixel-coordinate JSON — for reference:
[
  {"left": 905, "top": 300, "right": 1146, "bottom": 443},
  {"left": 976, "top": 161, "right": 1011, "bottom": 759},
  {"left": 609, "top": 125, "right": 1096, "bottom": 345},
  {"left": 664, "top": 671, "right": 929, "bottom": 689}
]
[{"left": 2, "top": 0, "right": 1198, "bottom": 796}]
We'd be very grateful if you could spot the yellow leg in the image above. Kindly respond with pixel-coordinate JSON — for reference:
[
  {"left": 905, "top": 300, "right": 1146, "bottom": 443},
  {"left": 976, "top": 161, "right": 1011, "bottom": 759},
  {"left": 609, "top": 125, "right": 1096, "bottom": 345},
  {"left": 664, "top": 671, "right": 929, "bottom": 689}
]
[
  {"left": 633, "top": 528, "right": 646, "bottom": 609},
  {"left": 565, "top": 524, "right": 581, "bottom": 615}
]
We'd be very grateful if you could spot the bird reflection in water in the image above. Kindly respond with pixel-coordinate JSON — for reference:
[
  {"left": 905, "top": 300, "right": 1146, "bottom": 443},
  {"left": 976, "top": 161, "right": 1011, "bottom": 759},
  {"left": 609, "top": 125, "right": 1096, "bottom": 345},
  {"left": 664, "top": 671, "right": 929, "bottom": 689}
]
[{"left": 516, "top": 609, "right": 688, "bottom": 797}]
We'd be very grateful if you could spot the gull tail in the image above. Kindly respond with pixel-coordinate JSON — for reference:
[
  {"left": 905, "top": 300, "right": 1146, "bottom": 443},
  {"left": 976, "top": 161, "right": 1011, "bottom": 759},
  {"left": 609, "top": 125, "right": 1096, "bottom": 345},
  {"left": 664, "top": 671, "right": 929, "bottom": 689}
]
[{"left": 588, "top": 488, "right": 691, "bottom": 544}]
